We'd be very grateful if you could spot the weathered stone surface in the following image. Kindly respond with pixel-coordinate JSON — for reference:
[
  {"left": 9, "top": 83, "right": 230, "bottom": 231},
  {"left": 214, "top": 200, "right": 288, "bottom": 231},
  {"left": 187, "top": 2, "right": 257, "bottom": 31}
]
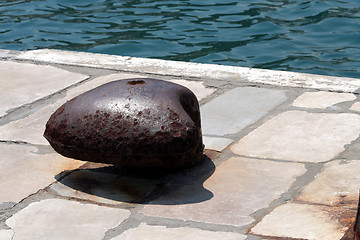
[
  {"left": 0, "top": 73, "right": 145, "bottom": 145},
  {"left": 0, "top": 49, "right": 13, "bottom": 58},
  {"left": 350, "top": 102, "right": 360, "bottom": 112},
  {"left": 0, "top": 144, "right": 84, "bottom": 204},
  {"left": 231, "top": 111, "right": 360, "bottom": 162},
  {"left": 50, "top": 169, "right": 159, "bottom": 205},
  {"left": 17, "top": 49, "right": 360, "bottom": 92},
  {"left": 200, "top": 87, "right": 287, "bottom": 136},
  {"left": 111, "top": 223, "right": 246, "bottom": 240},
  {"left": 0, "top": 229, "right": 14, "bottom": 240},
  {"left": 44, "top": 78, "right": 203, "bottom": 169},
  {"left": 168, "top": 80, "right": 216, "bottom": 100},
  {"left": 6, "top": 199, "right": 130, "bottom": 240},
  {"left": 202, "top": 136, "right": 232, "bottom": 152},
  {"left": 297, "top": 160, "right": 360, "bottom": 207},
  {"left": 0, "top": 61, "right": 88, "bottom": 116},
  {"left": 251, "top": 203, "right": 349, "bottom": 240},
  {"left": 141, "top": 157, "right": 305, "bottom": 227},
  {"left": 292, "top": 91, "right": 356, "bottom": 109}
]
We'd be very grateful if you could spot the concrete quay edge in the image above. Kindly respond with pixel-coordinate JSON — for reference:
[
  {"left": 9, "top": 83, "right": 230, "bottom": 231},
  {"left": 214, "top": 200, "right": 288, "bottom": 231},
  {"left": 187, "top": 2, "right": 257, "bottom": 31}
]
[{"left": 2, "top": 48, "right": 360, "bottom": 93}]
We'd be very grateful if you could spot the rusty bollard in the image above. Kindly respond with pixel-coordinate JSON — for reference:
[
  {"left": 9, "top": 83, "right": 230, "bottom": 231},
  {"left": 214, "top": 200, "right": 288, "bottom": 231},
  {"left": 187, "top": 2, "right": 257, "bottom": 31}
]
[{"left": 44, "top": 78, "right": 203, "bottom": 170}]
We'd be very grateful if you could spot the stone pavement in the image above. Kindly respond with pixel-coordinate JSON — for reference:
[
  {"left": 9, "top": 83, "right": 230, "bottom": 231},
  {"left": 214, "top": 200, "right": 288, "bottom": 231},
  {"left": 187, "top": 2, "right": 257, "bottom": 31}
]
[{"left": 1, "top": 49, "right": 360, "bottom": 240}]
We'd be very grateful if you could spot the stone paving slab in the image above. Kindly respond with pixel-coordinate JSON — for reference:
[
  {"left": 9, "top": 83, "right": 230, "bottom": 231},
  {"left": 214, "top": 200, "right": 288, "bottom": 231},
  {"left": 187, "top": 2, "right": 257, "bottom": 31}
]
[
  {"left": 292, "top": 91, "right": 356, "bottom": 109},
  {"left": 202, "top": 136, "right": 233, "bottom": 152},
  {"left": 0, "top": 61, "right": 88, "bottom": 117},
  {"left": 351, "top": 102, "right": 360, "bottom": 112},
  {"left": 231, "top": 110, "right": 360, "bottom": 162},
  {"left": 6, "top": 199, "right": 130, "bottom": 240},
  {"left": 111, "top": 223, "right": 246, "bottom": 240},
  {"left": 167, "top": 79, "right": 216, "bottom": 100},
  {"left": 200, "top": 87, "right": 288, "bottom": 136},
  {"left": 297, "top": 159, "right": 360, "bottom": 207},
  {"left": 0, "top": 144, "right": 85, "bottom": 205},
  {"left": 141, "top": 157, "right": 305, "bottom": 227},
  {"left": 251, "top": 202, "right": 350, "bottom": 240}
]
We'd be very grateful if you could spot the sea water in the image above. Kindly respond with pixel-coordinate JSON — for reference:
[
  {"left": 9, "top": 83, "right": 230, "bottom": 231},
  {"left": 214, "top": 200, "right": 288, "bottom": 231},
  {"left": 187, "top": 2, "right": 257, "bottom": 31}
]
[{"left": 1, "top": 0, "right": 359, "bottom": 78}]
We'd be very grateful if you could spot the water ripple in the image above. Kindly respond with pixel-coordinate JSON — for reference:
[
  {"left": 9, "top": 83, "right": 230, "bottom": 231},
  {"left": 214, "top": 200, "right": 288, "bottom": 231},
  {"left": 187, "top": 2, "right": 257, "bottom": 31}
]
[{"left": 1, "top": 0, "right": 360, "bottom": 78}]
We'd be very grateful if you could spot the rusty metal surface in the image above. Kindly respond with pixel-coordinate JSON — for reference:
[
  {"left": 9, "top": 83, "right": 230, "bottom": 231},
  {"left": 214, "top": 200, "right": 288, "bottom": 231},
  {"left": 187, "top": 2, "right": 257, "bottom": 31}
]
[{"left": 44, "top": 78, "right": 203, "bottom": 170}]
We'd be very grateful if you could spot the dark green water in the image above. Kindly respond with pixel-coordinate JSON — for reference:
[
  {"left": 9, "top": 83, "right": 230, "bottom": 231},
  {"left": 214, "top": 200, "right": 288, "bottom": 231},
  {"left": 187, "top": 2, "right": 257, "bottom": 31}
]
[{"left": 1, "top": 0, "right": 360, "bottom": 78}]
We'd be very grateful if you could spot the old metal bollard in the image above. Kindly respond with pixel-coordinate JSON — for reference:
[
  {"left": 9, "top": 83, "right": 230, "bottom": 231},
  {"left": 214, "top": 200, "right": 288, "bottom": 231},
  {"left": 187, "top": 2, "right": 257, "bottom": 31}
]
[{"left": 44, "top": 78, "right": 203, "bottom": 170}]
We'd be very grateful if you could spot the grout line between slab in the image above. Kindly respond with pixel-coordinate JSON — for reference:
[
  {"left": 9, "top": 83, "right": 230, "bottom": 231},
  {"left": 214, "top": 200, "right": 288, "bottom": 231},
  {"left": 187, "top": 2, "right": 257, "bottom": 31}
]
[
  {"left": 247, "top": 162, "right": 324, "bottom": 232},
  {"left": 102, "top": 197, "right": 249, "bottom": 239}
]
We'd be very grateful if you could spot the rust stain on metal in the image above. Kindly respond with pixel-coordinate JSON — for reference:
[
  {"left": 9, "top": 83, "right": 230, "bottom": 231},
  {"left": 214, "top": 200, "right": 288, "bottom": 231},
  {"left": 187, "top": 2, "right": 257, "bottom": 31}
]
[{"left": 44, "top": 78, "right": 203, "bottom": 170}]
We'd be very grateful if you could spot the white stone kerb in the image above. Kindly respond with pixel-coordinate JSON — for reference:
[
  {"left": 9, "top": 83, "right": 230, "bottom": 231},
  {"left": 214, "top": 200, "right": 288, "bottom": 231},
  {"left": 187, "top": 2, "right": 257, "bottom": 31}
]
[{"left": 15, "top": 49, "right": 360, "bottom": 93}]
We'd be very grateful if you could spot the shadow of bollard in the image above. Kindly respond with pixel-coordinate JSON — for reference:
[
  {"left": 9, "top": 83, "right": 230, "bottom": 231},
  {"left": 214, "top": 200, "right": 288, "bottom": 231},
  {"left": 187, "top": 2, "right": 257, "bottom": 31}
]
[{"left": 52, "top": 153, "right": 215, "bottom": 205}]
